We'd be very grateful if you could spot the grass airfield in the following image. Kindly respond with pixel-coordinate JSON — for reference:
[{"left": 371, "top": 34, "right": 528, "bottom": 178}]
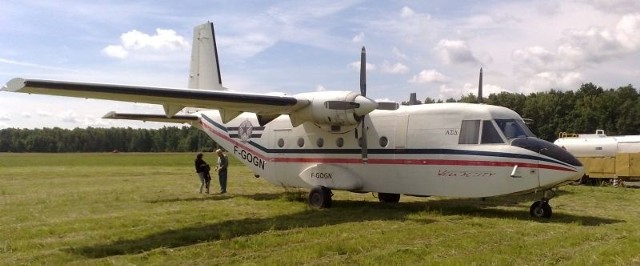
[{"left": 1, "top": 153, "right": 640, "bottom": 265}]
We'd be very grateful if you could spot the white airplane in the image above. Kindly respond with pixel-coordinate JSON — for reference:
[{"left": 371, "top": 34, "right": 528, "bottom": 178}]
[{"left": 2, "top": 22, "right": 583, "bottom": 218}]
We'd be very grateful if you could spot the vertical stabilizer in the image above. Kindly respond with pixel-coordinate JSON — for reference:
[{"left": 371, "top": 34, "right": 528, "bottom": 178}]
[{"left": 189, "top": 22, "right": 225, "bottom": 90}]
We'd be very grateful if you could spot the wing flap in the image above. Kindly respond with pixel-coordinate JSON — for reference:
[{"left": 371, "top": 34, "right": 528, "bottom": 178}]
[
  {"left": 5, "top": 78, "right": 309, "bottom": 115},
  {"left": 102, "top": 111, "right": 199, "bottom": 124}
]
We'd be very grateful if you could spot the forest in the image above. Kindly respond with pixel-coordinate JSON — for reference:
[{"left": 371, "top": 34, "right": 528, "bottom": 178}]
[
  {"left": 1, "top": 83, "right": 638, "bottom": 153},
  {"left": 0, "top": 126, "right": 215, "bottom": 153}
]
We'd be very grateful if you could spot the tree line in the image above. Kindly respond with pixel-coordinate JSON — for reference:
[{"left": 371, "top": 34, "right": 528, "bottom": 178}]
[
  {"left": 1, "top": 83, "right": 638, "bottom": 152},
  {"left": 402, "top": 83, "right": 640, "bottom": 141},
  {"left": 0, "top": 126, "right": 216, "bottom": 153}
]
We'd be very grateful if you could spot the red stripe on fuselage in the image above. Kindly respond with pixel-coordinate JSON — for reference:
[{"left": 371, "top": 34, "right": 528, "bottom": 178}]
[{"left": 200, "top": 119, "right": 577, "bottom": 173}]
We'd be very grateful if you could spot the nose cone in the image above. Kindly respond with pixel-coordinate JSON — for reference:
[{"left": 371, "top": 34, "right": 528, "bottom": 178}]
[
  {"left": 353, "top": 95, "right": 377, "bottom": 116},
  {"left": 511, "top": 137, "right": 585, "bottom": 186}
]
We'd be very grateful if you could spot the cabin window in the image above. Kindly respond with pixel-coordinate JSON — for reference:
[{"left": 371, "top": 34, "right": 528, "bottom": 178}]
[
  {"left": 297, "top": 138, "right": 305, "bottom": 147},
  {"left": 495, "top": 119, "right": 535, "bottom": 139},
  {"left": 277, "top": 138, "right": 285, "bottom": 148},
  {"left": 336, "top": 137, "right": 344, "bottom": 147},
  {"left": 459, "top": 120, "right": 480, "bottom": 144},
  {"left": 379, "top": 136, "right": 389, "bottom": 147},
  {"left": 481, "top": 120, "right": 504, "bottom": 144},
  {"left": 316, "top": 138, "right": 324, "bottom": 148}
]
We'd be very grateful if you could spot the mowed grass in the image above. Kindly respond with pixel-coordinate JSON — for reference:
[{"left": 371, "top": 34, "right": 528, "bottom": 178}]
[{"left": 1, "top": 153, "right": 640, "bottom": 265}]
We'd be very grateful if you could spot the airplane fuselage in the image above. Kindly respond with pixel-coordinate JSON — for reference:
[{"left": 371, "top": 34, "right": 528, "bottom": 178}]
[{"left": 197, "top": 102, "right": 583, "bottom": 198}]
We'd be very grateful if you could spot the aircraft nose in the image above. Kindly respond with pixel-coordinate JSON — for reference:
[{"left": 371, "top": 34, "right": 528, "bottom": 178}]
[{"left": 511, "top": 138, "right": 582, "bottom": 167}]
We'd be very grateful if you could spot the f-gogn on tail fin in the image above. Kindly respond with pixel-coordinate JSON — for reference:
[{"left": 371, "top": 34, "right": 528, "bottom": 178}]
[{"left": 189, "top": 22, "right": 225, "bottom": 90}]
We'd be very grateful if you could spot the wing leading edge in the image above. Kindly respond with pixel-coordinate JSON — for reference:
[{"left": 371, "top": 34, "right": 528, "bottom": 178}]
[{"left": 4, "top": 78, "right": 310, "bottom": 123}]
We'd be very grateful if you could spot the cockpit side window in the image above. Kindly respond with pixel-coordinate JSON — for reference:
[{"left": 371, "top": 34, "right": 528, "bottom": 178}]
[
  {"left": 495, "top": 119, "right": 535, "bottom": 139},
  {"left": 459, "top": 120, "right": 480, "bottom": 144},
  {"left": 481, "top": 120, "right": 504, "bottom": 144}
]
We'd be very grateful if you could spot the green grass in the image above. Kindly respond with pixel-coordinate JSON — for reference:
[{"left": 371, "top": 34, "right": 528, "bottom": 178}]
[{"left": 2, "top": 153, "right": 640, "bottom": 265}]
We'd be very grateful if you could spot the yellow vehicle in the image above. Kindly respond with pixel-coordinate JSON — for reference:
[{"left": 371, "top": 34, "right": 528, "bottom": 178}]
[{"left": 555, "top": 130, "right": 640, "bottom": 184}]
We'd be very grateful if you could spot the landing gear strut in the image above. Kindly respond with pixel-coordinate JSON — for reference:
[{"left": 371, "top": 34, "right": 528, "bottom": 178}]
[
  {"left": 529, "top": 190, "right": 556, "bottom": 218},
  {"left": 308, "top": 186, "right": 332, "bottom": 208}
]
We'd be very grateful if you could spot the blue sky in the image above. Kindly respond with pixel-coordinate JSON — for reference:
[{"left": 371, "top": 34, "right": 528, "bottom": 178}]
[{"left": 1, "top": 0, "right": 639, "bottom": 129}]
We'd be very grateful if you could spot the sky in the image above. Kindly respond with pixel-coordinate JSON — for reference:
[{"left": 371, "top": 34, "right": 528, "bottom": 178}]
[{"left": 1, "top": 0, "right": 639, "bottom": 129}]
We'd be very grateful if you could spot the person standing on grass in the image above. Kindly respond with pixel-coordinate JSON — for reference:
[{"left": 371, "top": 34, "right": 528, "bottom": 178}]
[
  {"left": 194, "top": 153, "right": 211, "bottom": 194},
  {"left": 215, "top": 149, "right": 229, "bottom": 194}
]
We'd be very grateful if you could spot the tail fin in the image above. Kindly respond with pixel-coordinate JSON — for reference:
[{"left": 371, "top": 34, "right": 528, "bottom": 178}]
[{"left": 188, "top": 22, "right": 226, "bottom": 91}]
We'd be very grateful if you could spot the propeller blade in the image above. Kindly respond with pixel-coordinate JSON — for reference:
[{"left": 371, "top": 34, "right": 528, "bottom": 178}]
[
  {"left": 359, "top": 47, "right": 368, "bottom": 163},
  {"left": 324, "top": 101, "right": 360, "bottom": 110},
  {"left": 361, "top": 116, "right": 368, "bottom": 163},
  {"left": 376, "top": 102, "right": 400, "bottom": 110},
  {"left": 360, "top": 47, "right": 366, "bottom": 97}
]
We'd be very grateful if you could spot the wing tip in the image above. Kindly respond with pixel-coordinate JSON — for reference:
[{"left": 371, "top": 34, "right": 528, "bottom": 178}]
[{"left": 3, "top": 78, "right": 26, "bottom": 92}]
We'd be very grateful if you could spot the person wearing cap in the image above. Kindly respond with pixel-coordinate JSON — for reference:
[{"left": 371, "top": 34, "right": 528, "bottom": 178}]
[{"left": 215, "top": 149, "right": 229, "bottom": 194}]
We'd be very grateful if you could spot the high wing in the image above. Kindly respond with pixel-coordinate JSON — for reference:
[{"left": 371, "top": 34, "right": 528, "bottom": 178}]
[
  {"left": 3, "top": 78, "right": 310, "bottom": 123},
  {"left": 2, "top": 22, "right": 397, "bottom": 129}
]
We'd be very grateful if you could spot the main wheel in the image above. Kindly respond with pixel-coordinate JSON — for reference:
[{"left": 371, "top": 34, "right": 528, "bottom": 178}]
[
  {"left": 308, "top": 186, "right": 332, "bottom": 209},
  {"left": 529, "top": 201, "right": 552, "bottom": 218},
  {"left": 378, "top": 192, "right": 400, "bottom": 203}
]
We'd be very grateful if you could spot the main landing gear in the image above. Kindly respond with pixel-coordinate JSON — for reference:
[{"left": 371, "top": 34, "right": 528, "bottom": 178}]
[
  {"left": 529, "top": 190, "right": 556, "bottom": 218},
  {"left": 308, "top": 186, "right": 332, "bottom": 208}
]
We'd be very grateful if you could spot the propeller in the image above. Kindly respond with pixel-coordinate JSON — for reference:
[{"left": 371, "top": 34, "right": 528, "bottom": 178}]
[
  {"left": 359, "top": 47, "right": 368, "bottom": 163},
  {"left": 323, "top": 47, "right": 399, "bottom": 163}
]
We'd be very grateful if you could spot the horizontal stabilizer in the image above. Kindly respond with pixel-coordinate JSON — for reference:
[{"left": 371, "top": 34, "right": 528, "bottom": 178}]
[{"left": 102, "top": 111, "right": 199, "bottom": 124}]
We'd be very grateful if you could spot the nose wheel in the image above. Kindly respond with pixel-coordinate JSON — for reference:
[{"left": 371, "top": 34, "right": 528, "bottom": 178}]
[
  {"left": 529, "top": 200, "right": 552, "bottom": 218},
  {"left": 529, "top": 189, "right": 556, "bottom": 218}
]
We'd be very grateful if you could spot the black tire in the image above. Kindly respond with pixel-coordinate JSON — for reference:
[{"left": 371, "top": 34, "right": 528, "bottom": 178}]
[
  {"left": 529, "top": 201, "right": 552, "bottom": 218},
  {"left": 378, "top": 192, "right": 401, "bottom": 203},
  {"left": 308, "top": 186, "right": 332, "bottom": 209}
]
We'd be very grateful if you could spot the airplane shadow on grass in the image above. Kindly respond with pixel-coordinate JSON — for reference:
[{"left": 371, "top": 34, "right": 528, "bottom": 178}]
[{"left": 70, "top": 190, "right": 622, "bottom": 259}]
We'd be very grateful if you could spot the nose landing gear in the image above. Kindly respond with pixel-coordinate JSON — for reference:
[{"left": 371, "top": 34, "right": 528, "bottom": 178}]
[{"left": 529, "top": 189, "right": 556, "bottom": 218}]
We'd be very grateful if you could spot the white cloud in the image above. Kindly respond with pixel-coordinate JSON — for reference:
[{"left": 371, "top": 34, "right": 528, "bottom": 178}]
[
  {"left": 83, "top": 115, "right": 111, "bottom": 128},
  {"left": 102, "top": 45, "right": 128, "bottom": 59},
  {"left": 583, "top": 0, "right": 640, "bottom": 13},
  {"left": 435, "top": 39, "right": 479, "bottom": 65},
  {"left": 217, "top": 33, "right": 276, "bottom": 58},
  {"left": 409, "top": 69, "right": 449, "bottom": 83},
  {"left": 316, "top": 85, "right": 327, "bottom": 91},
  {"left": 21, "top": 112, "right": 31, "bottom": 118},
  {"left": 352, "top": 32, "right": 365, "bottom": 42},
  {"left": 102, "top": 28, "right": 189, "bottom": 60},
  {"left": 37, "top": 110, "right": 53, "bottom": 117},
  {"left": 522, "top": 71, "right": 584, "bottom": 92},
  {"left": 59, "top": 110, "right": 80, "bottom": 123},
  {"left": 348, "top": 61, "right": 376, "bottom": 71},
  {"left": 392, "top": 47, "right": 407, "bottom": 60},
  {"left": 401, "top": 6, "right": 415, "bottom": 18},
  {"left": 381, "top": 62, "right": 409, "bottom": 74},
  {"left": 463, "top": 82, "right": 508, "bottom": 97},
  {"left": 511, "top": 13, "right": 640, "bottom": 92},
  {"left": 0, "top": 112, "right": 10, "bottom": 121}
]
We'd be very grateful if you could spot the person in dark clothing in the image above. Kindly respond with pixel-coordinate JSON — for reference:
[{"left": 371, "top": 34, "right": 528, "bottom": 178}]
[
  {"left": 215, "top": 149, "right": 229, "bottom": 194},
  {"left": 194, "top": 153, "right": 211, "bottom": 194}
]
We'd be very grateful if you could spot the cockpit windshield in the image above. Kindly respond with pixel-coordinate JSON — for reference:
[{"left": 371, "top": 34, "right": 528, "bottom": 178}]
[{"left": 495, "top": 119, "right": 535, "bottom": 139}]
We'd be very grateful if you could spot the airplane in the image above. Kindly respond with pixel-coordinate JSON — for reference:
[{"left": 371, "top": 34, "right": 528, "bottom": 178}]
[{"left": 2, "top": 22, "right": 584, "bottom": 218}]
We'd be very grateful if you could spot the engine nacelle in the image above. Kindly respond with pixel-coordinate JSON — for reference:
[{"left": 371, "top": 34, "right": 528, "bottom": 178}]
[{"left": 290, "top": 91, "right": 374, "bottom": 128}]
